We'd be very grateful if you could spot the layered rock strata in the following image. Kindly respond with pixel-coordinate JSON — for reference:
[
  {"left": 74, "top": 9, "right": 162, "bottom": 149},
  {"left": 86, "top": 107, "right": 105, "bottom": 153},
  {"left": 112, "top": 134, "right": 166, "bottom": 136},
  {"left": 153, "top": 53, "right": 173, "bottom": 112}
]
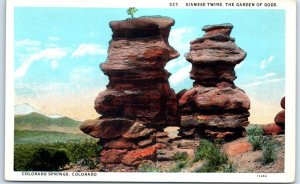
[
  {"left": 178, "top": 23, "right": 250, "bottom": 140},
  {"left": 80, "top": 16, "right": 179, "bottom": 170},
  {"left": 274, "top": 97, "right": 285, "bottom": 130}
]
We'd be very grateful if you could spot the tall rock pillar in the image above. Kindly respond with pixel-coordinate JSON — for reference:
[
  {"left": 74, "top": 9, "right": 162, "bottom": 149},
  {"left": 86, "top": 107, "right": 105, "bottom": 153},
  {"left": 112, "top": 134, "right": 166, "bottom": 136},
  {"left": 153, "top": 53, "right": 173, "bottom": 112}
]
[
  {"left": 178, "top": 23, "right": 251, "bottom": 140},
  {"left": 80, "top": 16, "right": 180, "bottom": 171}
]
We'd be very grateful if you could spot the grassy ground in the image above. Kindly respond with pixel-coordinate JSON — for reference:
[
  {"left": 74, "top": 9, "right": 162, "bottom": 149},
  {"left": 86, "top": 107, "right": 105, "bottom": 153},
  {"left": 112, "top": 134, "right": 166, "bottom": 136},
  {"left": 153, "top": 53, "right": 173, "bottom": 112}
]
[{"left": 14, "top": 130, "right": 94, "bottom": 144}]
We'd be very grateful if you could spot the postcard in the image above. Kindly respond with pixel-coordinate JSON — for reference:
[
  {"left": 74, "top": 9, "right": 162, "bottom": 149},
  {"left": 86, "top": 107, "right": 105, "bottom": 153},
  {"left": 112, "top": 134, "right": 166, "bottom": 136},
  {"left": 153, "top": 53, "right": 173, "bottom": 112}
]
[{"left": 5, "top": 0, "right": 296, "bottom": 182}]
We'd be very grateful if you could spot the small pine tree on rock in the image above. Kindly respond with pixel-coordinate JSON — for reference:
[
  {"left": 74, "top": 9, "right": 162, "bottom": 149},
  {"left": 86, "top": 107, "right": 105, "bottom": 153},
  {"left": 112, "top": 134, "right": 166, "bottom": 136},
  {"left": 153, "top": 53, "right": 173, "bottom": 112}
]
[{"left": 127, "top": 7, "right": 138, "bottom": 18}]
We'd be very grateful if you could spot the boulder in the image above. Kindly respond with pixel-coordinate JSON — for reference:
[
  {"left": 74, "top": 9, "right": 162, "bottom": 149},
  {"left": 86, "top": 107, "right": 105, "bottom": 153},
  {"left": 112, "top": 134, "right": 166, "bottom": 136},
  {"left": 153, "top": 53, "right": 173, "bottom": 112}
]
[
  {"left": 79, "top": 118, "right": 134, "bottom": 139},
  {"left": 122, "top": 122, "right": 155, "bottom": 139},
  {"left": 100, "top": 149, "right": 128, "bottom": 164},
  {"left": 193, "top": 87, "right": 250, "bottom": 110},
  {"left": 104, "top": 139, "right": 137, "bottom": 150},
  {"left": 263, "top": 123, "right": 283, "bottom": 135},
  {"left": 121, "top": 146, "right": 157, "bottom": 166},
  {"left": 275, "top": 110, "right": 285, "bottom": 128}
]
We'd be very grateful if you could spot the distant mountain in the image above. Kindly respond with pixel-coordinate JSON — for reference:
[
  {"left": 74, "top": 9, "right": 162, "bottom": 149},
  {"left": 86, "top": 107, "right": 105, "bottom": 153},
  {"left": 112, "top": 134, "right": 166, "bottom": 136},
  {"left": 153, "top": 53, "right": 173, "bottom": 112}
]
[
  {"left": 15, "top": 103, "right": 64, "bottom": 119},
  {"left": 14, "top": 103, "right": 95, "bottom": 145},
  {"left": 14, "top": 104, "right": 82, "bottom": 134},
  {"left": 15, "top": 103, "right": 42, "bottom": 115},
  {"left": 14, "top": 129, "right": 93, "bottom": 144}
]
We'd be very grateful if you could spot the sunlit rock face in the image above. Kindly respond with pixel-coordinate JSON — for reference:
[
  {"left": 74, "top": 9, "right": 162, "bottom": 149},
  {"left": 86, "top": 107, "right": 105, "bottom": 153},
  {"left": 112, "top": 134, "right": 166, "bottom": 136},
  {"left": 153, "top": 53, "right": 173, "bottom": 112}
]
[
  {"left": 80, "top": 16, "right": 179, "bottom": 171},
  {"left": 177, "top": 23, "right": 251, "bottom": 140}
]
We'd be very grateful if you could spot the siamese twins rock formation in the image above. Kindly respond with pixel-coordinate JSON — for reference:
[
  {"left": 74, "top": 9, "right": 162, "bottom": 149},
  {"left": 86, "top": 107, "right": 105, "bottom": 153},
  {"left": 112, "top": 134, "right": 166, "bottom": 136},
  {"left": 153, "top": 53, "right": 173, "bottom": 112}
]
[
  {"left": 177, "top": 23, "right": 251, "bottom": 140},
  {"left": 80, "top": 16, "right": 180, "bottom": 170}
]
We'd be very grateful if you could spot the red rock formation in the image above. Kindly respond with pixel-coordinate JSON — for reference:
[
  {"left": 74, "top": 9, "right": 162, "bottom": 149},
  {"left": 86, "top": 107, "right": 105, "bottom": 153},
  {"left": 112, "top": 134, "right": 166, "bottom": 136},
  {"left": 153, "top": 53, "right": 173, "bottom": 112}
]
[
  {"left": 275, "top": 97, "right": 285, "bottom": 130},
  {"left": 80, "top": 16, "right": 179, "bottom": 170},
  {"left": 178, "top": 23, "right": 250, "bottom": 140},
  {"left": 263, "top": 123, "right": 283, "bottom": 135}
]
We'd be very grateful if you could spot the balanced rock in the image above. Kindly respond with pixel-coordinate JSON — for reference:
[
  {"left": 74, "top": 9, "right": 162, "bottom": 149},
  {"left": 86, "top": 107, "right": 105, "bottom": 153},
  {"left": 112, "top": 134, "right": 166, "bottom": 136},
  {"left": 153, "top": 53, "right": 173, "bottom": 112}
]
[
  {"left": 80, "top": 16, "right": 179, "bottom": 170},
  {"left": 263, "top": 123, "right": 283, "bottom": 135},
  {"left": 274, "top": 97, "right": 285, "bottom": 130},
  {"left": 178, "top": 23, "right": 250, "bottom": 140}
]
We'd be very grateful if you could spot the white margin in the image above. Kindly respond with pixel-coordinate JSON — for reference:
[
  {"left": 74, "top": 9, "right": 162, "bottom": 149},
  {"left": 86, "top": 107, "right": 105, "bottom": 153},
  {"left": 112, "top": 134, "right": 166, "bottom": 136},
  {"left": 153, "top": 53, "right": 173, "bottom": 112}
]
[{"left": 5, "top": 0, "right": 296, "bottom": 182}]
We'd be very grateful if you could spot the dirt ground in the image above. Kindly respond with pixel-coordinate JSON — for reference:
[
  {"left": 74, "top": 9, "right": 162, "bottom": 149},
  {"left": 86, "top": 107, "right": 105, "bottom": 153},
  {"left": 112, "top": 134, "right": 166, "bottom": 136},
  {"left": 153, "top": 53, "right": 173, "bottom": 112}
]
[
  {"left": 227, "top": 135, "right": 284, "bottom": 173},
  {"left": 64, "top": 134, "right": 285, "bottom": 173}
]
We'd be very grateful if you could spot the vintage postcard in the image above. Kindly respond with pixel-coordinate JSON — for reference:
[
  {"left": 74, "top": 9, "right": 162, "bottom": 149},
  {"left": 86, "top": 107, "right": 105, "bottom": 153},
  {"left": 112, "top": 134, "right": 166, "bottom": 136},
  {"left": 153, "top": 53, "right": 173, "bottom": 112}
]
[{"left": 5, "top": 0, "right": 296, "bottom": 182}]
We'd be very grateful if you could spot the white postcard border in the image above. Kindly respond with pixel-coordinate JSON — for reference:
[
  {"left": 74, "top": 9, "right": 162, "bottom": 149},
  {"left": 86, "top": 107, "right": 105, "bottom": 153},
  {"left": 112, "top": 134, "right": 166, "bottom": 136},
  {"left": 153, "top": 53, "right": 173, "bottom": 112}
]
[{"left": 5, "top": 0, "right": 296, "bottom": 182}]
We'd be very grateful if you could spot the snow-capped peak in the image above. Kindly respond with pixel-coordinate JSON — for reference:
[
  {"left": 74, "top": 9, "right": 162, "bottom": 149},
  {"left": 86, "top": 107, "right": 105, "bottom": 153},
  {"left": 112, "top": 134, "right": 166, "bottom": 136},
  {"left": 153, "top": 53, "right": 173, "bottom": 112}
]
[
  {"left": 15, "top": 103, "right": 42, "bottom": 115},
  {"left": 14, "top": 103, "right": 65, "bottom": 119}
]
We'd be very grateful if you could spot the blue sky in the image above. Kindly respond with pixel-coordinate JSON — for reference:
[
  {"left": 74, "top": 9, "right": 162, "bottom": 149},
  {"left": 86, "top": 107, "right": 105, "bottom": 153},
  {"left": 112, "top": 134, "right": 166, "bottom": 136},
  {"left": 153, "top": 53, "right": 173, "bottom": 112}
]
[{"left": 14, "top": 8, "right": 285, "bottom": 123}]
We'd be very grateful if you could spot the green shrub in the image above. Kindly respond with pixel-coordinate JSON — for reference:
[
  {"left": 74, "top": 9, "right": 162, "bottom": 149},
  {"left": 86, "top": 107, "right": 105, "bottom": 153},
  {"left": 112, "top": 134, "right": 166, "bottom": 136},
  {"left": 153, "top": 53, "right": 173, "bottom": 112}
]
[
  {"left": 261, "top": 137, "right": 277, "bottom": 165},
  {"left": 65, "top": 139, "right": 98, "bottom": 163},
  {"left": 193, "top": 139, "right": 230, "bottom": 172},
  {"left": 246, "top": 125, "right": 264, "bottom": 136},
  {"left": 138, "top": 163, "right": 160, "bottom": 172},
  {"left": 222, "top": 162, "right": 235, "bottom": 173},
  {"left": 194, "top": 139, "right": 223, "bottom": 163},
  {"left": 246, "top": 125, "right": 264, "bottom": 151},
  {"left": 173, "top": 152, "right": 188, "bottom": 161},
  {"left": 167, "top": 151, "right": 190, "bottom": 172},
  {"left": 169, "top": 161, "right": 189, "bottom": 172},
  {"left": 248, "top": 135, "right": 263, "bottom": 151},
  {"left": 14, "top": 139, "right": 98, "bottom": 171},
  {"left": 25, "top": 148, "right": 69, "bottom": 171}
]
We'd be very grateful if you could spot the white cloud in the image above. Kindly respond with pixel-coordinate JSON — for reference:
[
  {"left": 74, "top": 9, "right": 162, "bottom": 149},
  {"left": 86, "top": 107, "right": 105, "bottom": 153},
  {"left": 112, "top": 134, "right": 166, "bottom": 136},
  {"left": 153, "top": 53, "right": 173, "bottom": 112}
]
[
  {"left": 70, "top": 67, "right": 94, "bottom": 85},
  {"left": 169, "top": 27, "right": 194, "bottom": 52},
  {"left": 235, "top": 62, "right": 244, "bottom": 69},
  {"left": 25, "top": 47, "right": 40, "bottom": 52},
  {"left": 45, "top": 43, "right": 59, "bottom": 48},
  {"left": 15, "top": 39, "right": 41, "bottom": 47},
  {"left": 240, "top": 78, "right": 284, "bottom": 88},
  {"left": 169, "top": 64, "right": 192, "bottom": 86},
  {"left": 255, "top": 73, "right": 277, "bottom": 80},
  {"left": 48, "top": 36, "right": 60, "bottom": 41},
  {"left": 15, "top": 48, "right": 68, "bottom": 78},
  {"left": 260, "top": 56, "right": 274, "bottom": 69},
  {"left": 166, "top": 27, "right": 195, "bottom": 72},
  {"left": 72, "top": 44, "right": 106, "bottom": 57},
  {"left": 165, "top": 58, "right": 187, "bottom": 71},
  {"left": 51, "top": 60, "right": 58, "bottom": 68}
]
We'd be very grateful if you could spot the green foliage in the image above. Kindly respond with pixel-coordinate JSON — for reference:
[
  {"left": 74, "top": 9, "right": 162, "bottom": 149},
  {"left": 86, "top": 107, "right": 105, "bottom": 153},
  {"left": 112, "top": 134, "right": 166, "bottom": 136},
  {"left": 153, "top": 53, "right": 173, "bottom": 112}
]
[
  {"left": 15, "top": 112, "right": 80, "bottom": 132},
  {"left": 246, "top": 125, "right": 278, "bottom": 165},
  {"left": 138, "top": 163, "right": 160, "bottom": 172},
  {"left": 169, "top": 161, "right": 189, "bottom": 172},
  {"left": 14, "top": 130, "right": 94, "bottom": 144},
  {"left": 248, "top": 135, "right": 263, "bottom": 151},
  {"left": 168, "top": 152, "right": 190, "bottom": 172},
  {"left": 193, "top": 139, "right": 232, "bottom": 173},
  {"left": 246, "top": 124, "right": 264, "bottom": 136},
  {"left": 14, "top": 139, "right": 98, "bottom": 171},
  {"left": 246, "top": 125, "right": 264, "bottom": 151},
  {"left": 66, "top": 139, "right": 98, "bottom": 162},
  {"left": 172, "top": 152, "right": 188, "bottom": 161},
  {"left": 194, "top": 139, "right": 218, "bottom": 162},
  {"left": 25, "top": 148, "right": 69, "bottom": 171},
  {"left": 222, "top": 162, "right": 235, "bottom": 173},
  {"left": 261, "top": 136, "right": 277, "bottom": 165},
  {"left": 127, "top": 7, "right": 138, "bottom": 18}
]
